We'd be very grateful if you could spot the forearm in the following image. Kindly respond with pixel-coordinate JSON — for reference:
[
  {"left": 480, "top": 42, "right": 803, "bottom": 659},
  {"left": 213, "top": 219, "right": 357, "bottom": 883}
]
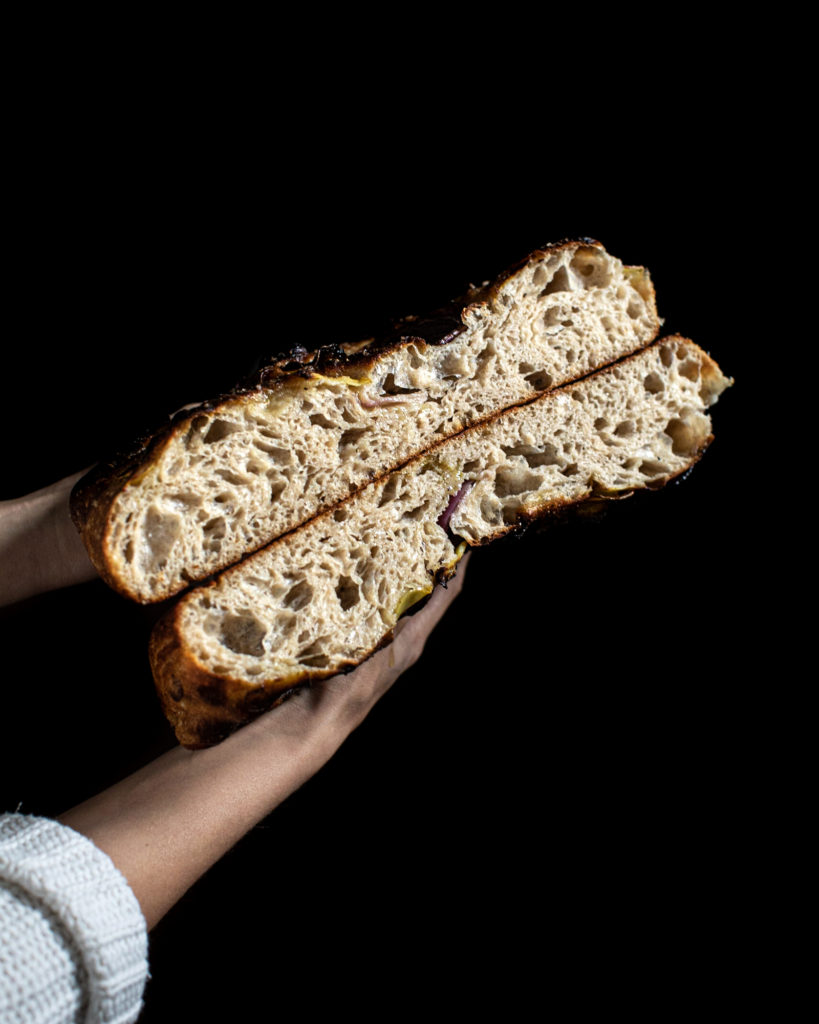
[
  {"left": 57, "top": 564, "right": 467, "bottom": 931},
  {"left": 0, "top": 471, "right": 97, "bottom": 606},
  {"left": 58, "top": 695, "right": 352, "bottom": 930}
]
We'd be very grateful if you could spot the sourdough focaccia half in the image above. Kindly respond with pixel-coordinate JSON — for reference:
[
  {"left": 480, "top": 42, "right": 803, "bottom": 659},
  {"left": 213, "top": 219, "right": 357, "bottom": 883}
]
[
  {"left": 150, "top": 335, "right": 731, "bottom": 748},
  {"left": 71, "top": 240, "right": 658, "bottom": 603}
]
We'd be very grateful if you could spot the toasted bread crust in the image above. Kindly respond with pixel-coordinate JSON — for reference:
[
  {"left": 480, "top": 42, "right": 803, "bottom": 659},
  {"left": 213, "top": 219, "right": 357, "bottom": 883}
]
[
  {"left": 71, "top": 239, "right": 658, "bottom": 603},
  {"left": 150, "top": 550, "right": 469, "bottom": 748},
  {"left": 151, "top": 446, "right": 714, "bottom": 748},
  {"left": 150, "top": 334, "right": 727, "bottom": 749}
]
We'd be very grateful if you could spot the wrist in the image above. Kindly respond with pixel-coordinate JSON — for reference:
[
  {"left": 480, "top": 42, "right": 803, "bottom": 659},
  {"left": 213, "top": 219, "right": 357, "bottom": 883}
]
[{"left": 0, "top": 472, "right": 96, "bottom": 606}]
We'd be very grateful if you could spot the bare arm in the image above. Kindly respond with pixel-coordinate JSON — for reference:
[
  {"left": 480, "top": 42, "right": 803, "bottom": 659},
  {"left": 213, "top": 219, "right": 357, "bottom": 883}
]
[
  {"left": 58, "top": 560, "right": 468, "bottom": 930},
  {"left": 0, "top": 471, "right": 97, "bottom": 606}
]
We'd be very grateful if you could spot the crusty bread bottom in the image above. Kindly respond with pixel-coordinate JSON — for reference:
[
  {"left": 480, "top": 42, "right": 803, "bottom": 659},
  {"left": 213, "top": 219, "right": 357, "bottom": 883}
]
[{"left": 150, "top": 335, "right": 731, "bottom": 748}]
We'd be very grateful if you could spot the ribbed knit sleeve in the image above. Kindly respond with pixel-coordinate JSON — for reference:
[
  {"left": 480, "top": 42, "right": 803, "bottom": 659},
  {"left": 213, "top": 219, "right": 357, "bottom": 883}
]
[{"left": 0, "top": 814, "right": 148, "bottom": 1024}]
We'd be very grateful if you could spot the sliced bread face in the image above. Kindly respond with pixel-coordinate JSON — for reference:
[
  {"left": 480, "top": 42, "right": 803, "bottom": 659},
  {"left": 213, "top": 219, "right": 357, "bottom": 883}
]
[
  {"left": 73, "top": 240, "right": 658, "bottom": 603},
  {"left": 150, "top": 336, "right": 731, "bottom": 748}
]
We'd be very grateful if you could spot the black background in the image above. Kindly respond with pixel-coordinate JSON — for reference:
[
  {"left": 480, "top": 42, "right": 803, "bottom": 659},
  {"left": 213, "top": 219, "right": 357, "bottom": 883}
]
[{"left": 1, "top": 128, "right": 762, "bottom": 1015}]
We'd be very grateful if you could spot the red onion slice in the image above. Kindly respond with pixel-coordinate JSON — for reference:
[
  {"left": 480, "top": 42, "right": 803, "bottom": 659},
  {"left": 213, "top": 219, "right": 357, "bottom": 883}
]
[{"left": 437, "top": 480, "right": 474, "bottom": 531}]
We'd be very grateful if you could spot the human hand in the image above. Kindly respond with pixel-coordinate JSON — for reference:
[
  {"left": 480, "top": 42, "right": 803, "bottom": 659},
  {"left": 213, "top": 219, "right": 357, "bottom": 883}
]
[
  {"left": 269, "top": 553, "right": 471, "bottom": 737},
  {"left": 58, "top": 555, "right": 470, "bottom": 931}
]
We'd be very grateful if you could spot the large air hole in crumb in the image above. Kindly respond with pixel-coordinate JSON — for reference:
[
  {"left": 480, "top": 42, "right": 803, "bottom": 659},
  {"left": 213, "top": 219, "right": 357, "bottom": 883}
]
[
  {"left": 300, "top": 639, "right": 331, "bottom": 669},
  {"left": 270, "top": 480, "right": 286, "bottom": 501},
  {"left": 627, "top": 298, "right": 643, "bottom": 319},
  {"left": 480, "top": 496, "right": 502, "bottom": 526},
  {"left": 220, "top": 612, "right": 267, "bottom": 656},
  {"left": 494, "top": 467, "right": 542, "bottom": 498},
  {"left": 570, "top": 249, "right": 611, "bottom": 287},
  {"left": 142, "top": 507, "right": 181, "bottom": 570},
  {"left": 170, "top": 492, "right": 202, "bottom": 508},
  {"left": 524, "top": 369, "right": 553, "bottom": 391},
  {"left": 644, "top": 372, "right": 664, "bottom": 394},
  {"left": 502, "top": 501, "right": 524, "bottom": 525},
  {"left": 532, "top": 265, "right": 547, "bottom": 286},
  {"left": 407, "top": 346, "right": 424, "bottom": 369},
  {"left": 403, "top": 501, "right": 430, "bottom": 522},
  {"left": 679, "top": 359, "right": 701, "bottom": 382},
  {"left": 665, "top": 415, "right": 709, "bottom": 456},
  {"left": 639, "top": 460, "right": 670, "bottom": 477},
  {"left": 204, "top": 419, "right": 244, "bottom": 443},
  {"left": 186, "top": 415, "right": 209, "bottom": 447},
  {"left": 302, "top": 655, "right": 331, "bottom": 668},
  {"left": 378, "top": 477, "right": 401, "bottom": 506},
  {"left": 660, "top": 346, "right": 674, "bottom": 368},
  {"left": 335, "top": 576, "right": 360, "bottom": 612},
  {"left": 594, "top": 417, "right": 609, "bottom": 431},
  {"left": 310, "top": 413, "right": 337, "bottom": 429},
  {"left": 439, "top": 349, "right": 471, "bottom": 378},
  {"left": 561, "top": 463, "right": 579, "bottom": 477},
  {"left": 276, "top": 616, "right": 297, "bottom": 639},
  {"left": 543, "top": 307, "right": 564, "bottom": 328},
  {"left": 339, "top": 428, "right": 366, "bottom": 454},
  {"left": 283, "top": 579, "right": 313, "bottom": 611},
  {"left": 381, "top": 373, "right": 419, "bottom": 396},
  {"left": 333, "top": 507, "right": 348, "bottom": 522},
  {"left": 216, "top": 469, "right": 250, "bottom": 486},
  {"left": 541, "top": 265, "right": 572, "bottom": 295},
  {"left": 253, "top": 440, "right": 291, "bottom": 463},
  {"left": 502, "top": 442, "right": 562, "bottom": 469},
  {"left": 202, "top": 516, "right": 226, "bottom": 552},
  {"left": 614, "top": 420, "right": 635, "bottom": 438}
]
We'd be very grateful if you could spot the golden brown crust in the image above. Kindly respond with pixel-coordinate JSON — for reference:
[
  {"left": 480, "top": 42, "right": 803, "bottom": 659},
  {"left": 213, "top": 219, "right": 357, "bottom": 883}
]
[
  {"left": 71, "top": 239, "right": 651, "bottom": 602},
  {"left": 150, "top": 332, "right": 720, "bottom": 749},
  {"left": 152, "top": 429, "right": 712, "bottom": 748},
  {"left": 150, "top": 554, "right": 468, "bottom": 748}
]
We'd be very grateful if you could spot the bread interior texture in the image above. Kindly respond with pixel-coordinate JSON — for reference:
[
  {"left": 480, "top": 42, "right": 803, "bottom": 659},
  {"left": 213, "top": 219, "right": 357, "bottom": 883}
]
[
  {"left": 153, "top": 336, "right": 730, "bottom": 746},
  {"left": 104, "top": 243, "right": 657, "bottom": 601}
]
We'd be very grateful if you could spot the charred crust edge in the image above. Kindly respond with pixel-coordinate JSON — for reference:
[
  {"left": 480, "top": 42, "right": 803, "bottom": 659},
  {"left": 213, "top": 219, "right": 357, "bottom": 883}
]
[
  {"left": 151, "top": 428, "right": 718, "bottom": 750},
  {"left": 69, "top": 239, "right": 622, "bottom": 595}
]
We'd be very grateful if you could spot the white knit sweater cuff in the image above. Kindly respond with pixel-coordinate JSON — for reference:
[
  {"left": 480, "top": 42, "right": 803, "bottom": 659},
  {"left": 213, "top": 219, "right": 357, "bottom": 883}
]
[{"left": 0, "top": 814, "right": 148, "bottom": 1024}]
